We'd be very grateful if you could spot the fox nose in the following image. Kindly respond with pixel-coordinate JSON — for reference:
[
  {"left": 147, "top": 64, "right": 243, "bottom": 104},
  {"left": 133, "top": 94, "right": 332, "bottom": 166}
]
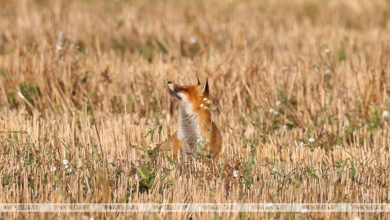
[{"left": 167, "top": 81, "right": 174, "bottom": 90}]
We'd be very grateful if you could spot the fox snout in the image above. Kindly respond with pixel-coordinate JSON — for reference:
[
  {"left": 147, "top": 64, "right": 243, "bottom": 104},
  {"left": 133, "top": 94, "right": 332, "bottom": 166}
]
[
  {"left": 167, "top": 81, "right": 182, "bottom": 101},
  {"left": 167, "top": 81, "right": 174, "bottom": 90}
]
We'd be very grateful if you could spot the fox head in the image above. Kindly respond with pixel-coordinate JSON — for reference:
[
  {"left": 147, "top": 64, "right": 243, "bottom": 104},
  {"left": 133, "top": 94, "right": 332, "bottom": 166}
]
[{"left": 167, "top": 77, "right": 210, "bottom": 115}]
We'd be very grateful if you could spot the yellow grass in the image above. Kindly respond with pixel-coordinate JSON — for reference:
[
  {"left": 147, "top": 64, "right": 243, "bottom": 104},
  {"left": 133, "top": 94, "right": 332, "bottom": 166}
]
[{"left": 0, "top": 0, "right": 390, "bottom": 219}]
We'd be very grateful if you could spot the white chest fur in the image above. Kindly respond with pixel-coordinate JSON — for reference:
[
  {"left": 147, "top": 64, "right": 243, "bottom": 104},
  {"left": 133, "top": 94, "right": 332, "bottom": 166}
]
[{"left": 177, "top": 107, "right": 201, "bottom": 149}]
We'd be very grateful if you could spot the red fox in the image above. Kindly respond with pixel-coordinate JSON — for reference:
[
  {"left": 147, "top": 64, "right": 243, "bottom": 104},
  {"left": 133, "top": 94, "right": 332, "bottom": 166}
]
[{"left": 167, "top": 77, "right": 222, "bottom": 159}]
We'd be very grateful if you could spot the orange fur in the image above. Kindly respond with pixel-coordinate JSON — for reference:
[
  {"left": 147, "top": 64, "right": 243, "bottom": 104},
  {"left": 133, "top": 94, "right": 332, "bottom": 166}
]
[{"left": 168, "top": 131, "right": 184, "bottom": 159}]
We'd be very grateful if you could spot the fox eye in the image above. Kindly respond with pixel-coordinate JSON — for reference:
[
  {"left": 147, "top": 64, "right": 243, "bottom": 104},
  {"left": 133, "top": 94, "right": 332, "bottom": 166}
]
[{"left": 175, "top": 87, "right": 189, "bottom": 92}]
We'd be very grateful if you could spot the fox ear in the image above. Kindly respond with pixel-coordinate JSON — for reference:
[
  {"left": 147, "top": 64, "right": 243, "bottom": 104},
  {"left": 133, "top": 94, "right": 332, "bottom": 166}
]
[
  {"left": 203, "top": 78, "right": 209, "bottom": 95},
  {"left": 196, "top": 74, "right": 201, "bottom": 86}
]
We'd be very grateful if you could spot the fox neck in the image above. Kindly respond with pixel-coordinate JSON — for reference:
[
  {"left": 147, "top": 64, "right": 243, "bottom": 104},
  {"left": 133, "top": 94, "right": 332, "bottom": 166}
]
[{"left": 177, "top": 105, "right": 211, "bottom": 147}]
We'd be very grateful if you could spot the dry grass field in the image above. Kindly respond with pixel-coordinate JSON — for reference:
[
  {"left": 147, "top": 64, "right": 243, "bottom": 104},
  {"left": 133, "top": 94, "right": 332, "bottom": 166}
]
[{"left": 0, "top": 0, "right": 390, "bottom": 219}]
